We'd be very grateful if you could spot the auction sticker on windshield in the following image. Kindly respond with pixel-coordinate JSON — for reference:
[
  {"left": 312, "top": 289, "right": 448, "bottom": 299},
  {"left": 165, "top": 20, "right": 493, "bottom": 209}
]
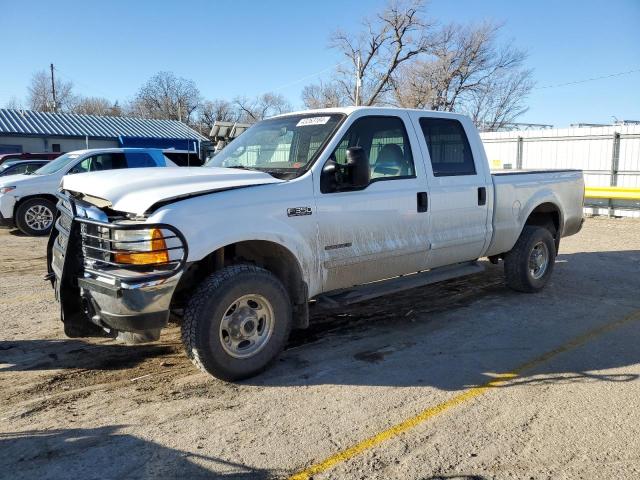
[{"left": 297, "top": 116, "right": 331, "bottom": 127}]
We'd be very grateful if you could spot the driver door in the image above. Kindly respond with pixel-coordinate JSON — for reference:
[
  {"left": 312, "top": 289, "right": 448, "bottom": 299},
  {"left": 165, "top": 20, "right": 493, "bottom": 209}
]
[{"left": 313, "top": 113, "right": 431, "bottom": 292}]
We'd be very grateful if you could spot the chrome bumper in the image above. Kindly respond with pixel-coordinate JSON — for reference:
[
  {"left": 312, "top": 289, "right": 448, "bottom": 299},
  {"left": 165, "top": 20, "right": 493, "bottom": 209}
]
[
  {"left": 50, "top": 191, "right": 187, "bottom": 336},
  {"left": 80, "top": 271, "right": 183, "bottom": 333}
]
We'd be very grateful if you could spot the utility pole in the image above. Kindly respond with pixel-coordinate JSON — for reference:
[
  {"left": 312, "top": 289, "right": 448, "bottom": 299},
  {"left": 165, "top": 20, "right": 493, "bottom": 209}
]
[
  {"left": 50, "top": 63, "right": 57, "bottom": 113},
  {"left": 355, "top": 53, "right": 362, "bottom": 107}
]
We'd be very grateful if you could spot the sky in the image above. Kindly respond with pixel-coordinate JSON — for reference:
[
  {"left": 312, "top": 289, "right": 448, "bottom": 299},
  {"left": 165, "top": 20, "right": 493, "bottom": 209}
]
[{"left": 1, "top": 0, "right": 639, "bottom": 127}]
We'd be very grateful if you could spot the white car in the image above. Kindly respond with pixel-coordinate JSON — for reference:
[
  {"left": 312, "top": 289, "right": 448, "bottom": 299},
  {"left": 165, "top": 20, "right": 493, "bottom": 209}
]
[
  {"left": 49, "top": 107, "right": 585, "bottom": 380},
  {"left": 0, "top": 148, "right": 176, "bottom": 236}
]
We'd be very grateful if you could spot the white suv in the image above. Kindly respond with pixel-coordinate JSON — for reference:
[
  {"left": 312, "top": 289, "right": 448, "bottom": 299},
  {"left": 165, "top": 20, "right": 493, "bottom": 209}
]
[{"left": 0, "top": 148, "right": 175, "bottom": 236}]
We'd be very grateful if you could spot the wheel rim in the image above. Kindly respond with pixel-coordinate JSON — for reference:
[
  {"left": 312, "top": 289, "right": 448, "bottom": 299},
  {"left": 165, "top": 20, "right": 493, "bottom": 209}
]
[
  {"left": 219, "top": 294, "right": 275, "bottom": 359},
  {"left": 24, "top": 204, "right": 53, "bottom": 231},
  {"left": 529, "top": 241, "right": 549, "bottom": 280}
]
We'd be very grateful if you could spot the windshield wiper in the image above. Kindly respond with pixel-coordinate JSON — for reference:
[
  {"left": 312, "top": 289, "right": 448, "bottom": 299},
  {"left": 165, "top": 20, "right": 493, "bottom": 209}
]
[{"left": 227, "top": 165, "right": 261, "bottom": 171}]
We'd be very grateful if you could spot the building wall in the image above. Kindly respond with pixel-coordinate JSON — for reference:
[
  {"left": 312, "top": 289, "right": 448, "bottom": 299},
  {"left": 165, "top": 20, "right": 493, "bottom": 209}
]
[{"left": 0, "top": 135, "right": 118, "bottom": 154}]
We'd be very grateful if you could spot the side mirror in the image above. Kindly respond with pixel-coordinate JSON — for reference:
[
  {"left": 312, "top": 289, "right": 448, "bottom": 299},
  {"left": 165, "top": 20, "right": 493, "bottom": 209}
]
[
  {"left": 345, "top": 146, "right": 370, "bottom": 188},
  {"left": 320, "top": 158, "right": 339, "bottom": 193},
  {"left": 320, "top": 147, "right": 370, "bottom": 193}
]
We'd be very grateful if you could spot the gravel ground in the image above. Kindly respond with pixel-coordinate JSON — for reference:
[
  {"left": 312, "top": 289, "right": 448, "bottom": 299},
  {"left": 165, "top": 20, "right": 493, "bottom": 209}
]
[{"left": 1, "top": 217, "right": 639, "bottom": 480}]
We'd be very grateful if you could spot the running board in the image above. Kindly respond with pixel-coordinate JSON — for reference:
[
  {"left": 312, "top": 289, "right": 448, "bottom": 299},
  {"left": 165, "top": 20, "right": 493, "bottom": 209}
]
[{"left": 315, "top": 261, "right": 485, "bottom": 308}]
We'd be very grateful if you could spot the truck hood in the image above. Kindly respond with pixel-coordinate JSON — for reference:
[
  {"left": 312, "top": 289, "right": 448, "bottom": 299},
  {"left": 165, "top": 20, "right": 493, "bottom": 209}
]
[{"left": 62, "top": 167, "right": 284, "bottom": 215}]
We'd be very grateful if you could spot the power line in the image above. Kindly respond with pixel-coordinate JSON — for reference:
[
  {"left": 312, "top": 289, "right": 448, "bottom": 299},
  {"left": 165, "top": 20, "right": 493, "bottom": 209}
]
[
  {"left": 535, "top": 68, "right": 640, "bottom": 90},
  {"left": 270, "top": 59, "right": 351, "bottom": 92},
  {"left": 52, "top": 65, "right": 118, "bottom": 100}
]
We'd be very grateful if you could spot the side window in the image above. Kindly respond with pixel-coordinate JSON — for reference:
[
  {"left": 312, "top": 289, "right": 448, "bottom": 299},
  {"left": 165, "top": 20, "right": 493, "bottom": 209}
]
[
  {"left": 124, "top": 152, "right": 161, "bottom": 168},
  {"left": 91, "top": 153, "right": 127, "bottom": 170},
  {"left": 333, "top": 116, "right": 415, "bottom": 181},
  {"left": 68, "top": 153, "right": 128, "bottom": 174},
  {"left": 69, "top": 156, "right": 93, "bottom": 174},
  {"left": 419, "top": 118, "right": 476, "bottom": 177}
]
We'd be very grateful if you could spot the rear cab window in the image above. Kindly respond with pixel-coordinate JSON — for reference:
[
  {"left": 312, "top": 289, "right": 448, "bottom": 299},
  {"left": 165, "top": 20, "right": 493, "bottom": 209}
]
[{"left": 419, "top": 118, "right": 476, "bottom": 177}]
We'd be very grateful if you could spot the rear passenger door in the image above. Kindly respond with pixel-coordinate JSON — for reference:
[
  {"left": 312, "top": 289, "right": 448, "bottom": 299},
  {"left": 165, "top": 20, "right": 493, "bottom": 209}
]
[{"left": 409, "top": 114, "right": 491, "bottom": 268}]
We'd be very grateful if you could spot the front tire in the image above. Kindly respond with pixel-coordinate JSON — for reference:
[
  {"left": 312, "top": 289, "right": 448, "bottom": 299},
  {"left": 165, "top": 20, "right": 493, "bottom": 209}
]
[
  {"left": 504, "top": 226, "right": 556, "bottom": 293},
  {"left": 15, "top": 197, "right": 56, "bottom": 236},
  {"left": 181, "top": 265, "right": 292, "bottom": 381}
]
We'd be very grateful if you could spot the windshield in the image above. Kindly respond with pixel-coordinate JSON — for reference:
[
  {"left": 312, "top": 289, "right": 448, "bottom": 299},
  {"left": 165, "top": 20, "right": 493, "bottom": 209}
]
[
  {"left": 34, "top": 152, "right": 81, "bottom": 175},
  {"left": 206, "top": 114, "right": 344, "bottom": 178}
]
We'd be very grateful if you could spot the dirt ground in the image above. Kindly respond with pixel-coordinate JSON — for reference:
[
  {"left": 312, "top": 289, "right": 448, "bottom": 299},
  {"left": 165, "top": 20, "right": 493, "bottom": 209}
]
[{"left": 1, "top": 217, "right": 640, "bottom": 480}]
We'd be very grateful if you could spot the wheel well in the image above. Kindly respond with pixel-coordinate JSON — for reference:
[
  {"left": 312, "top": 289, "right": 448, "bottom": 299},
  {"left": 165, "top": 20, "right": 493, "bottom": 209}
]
[
  {"left": 173, "top": 240, "right": 309, "bottom": 328},
  {"left": 524, "top": 202, "right": 561, "bottom": 250},
  {"left": 14, "top": 194, "right": 58, "bottom": 216}
]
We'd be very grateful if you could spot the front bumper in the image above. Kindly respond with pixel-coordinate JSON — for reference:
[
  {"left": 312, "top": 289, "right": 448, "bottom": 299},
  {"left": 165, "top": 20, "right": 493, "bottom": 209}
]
[
  {"left": 49, "top": 192, "right": 188, "bottom": 338},
  {"left": 79, "top": 271, "right": 182, "bottom": 333}
]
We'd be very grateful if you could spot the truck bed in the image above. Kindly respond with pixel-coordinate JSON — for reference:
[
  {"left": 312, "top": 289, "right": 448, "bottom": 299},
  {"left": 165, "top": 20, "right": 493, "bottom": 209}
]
[{"left": 486, "top": 169, "right": 585, "bottom": 257}]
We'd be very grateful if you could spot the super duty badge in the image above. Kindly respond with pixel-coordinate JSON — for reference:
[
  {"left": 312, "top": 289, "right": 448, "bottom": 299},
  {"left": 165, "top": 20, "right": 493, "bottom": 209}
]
[{"left": 287, "top": 207, "right": 312, "bottom": 217}]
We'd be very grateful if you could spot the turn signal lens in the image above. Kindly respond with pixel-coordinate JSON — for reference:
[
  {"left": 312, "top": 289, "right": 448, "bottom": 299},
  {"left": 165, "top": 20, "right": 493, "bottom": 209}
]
[{"left": 114, "top": 228, "right": 169, "bottom": 265}]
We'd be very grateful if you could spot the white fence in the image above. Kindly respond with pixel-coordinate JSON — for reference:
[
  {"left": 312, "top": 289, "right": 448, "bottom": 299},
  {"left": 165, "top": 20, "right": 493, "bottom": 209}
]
[{"left": 480, "top": 125, "right": 640, "bottom": 217}]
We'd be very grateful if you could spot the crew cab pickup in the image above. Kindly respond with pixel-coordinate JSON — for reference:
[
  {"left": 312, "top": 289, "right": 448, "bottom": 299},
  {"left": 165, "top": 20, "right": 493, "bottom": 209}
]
[{"left": 48, "top": 107, "right": 584, "bottom": 380}]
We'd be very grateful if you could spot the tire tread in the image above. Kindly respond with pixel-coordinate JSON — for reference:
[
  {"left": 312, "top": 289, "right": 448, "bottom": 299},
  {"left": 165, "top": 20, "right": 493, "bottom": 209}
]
[
  {"left": 181, "top": 264, "right": 291, "bottom": 379},
  {"left": 504, "top": 226, "right": 556, "bottom": 293}
]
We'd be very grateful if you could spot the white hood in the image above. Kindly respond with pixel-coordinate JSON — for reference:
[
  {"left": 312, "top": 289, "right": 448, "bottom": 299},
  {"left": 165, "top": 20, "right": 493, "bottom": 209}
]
[{"left": 62, "top": 167, "right": 284, "bottom": 214}]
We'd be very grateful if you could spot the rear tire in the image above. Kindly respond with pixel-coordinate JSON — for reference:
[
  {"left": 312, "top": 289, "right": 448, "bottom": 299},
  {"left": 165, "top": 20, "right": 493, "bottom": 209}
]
[
  {"left": 181, "top": 265, "right": 292, "bottom": 381},
  {"left": 15, "top": 197, "right": 56, "bottom": 236},
  {"left": 504, "top": 226, "right": 556, "bottom": 293}
]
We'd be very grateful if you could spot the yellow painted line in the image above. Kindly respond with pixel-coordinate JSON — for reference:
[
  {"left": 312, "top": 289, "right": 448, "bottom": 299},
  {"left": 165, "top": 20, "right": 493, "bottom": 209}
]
[
  {"left": 289, "top": 309, "right": 640, "bottom": 480},
  {"left": 585, "top": 186, "right": 640, "bottom": 200}
]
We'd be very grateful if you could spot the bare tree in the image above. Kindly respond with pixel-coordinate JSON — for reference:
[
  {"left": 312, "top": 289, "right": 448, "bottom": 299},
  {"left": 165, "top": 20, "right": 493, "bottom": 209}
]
[
  {"left": 72, "top": 97, "right": 122, "bottom": 116},
  {"left": 27, "top": 70, "right": 76, "bottom": 112},
  {"left": 466, "top": 69, "right": 534, "bottom": 131},
  {"left": 301, "top": 81, "right": 347, "bottom": 109},
  {"left": 303, "top": 0, "right": 436, "bottom": 107},
  {"left": 233, "top": 92, "right": 292, "bottom": 122},
  {"left": 198, "top": 99, "right": 239, "bottom": 127},
  {"left": 392, "top": 21, "right": 534, "bottom": 130},
  {"left": 132, "top": 71, "right": 201, "bottom": 122},
  {"left": 4, "top": 96, "right": 24, "bottom": 110}
]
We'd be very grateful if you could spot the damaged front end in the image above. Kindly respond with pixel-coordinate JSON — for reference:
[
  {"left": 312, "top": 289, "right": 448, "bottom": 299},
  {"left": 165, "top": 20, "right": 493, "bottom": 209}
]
[{"left": 47, "top": 191, "right": 187, "bottom": 343}]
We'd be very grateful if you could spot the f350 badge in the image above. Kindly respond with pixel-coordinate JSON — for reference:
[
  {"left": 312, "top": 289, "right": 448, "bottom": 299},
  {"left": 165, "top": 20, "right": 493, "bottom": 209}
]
[{"left": 287, "top": 207, "right": 312, "bottom": 217}]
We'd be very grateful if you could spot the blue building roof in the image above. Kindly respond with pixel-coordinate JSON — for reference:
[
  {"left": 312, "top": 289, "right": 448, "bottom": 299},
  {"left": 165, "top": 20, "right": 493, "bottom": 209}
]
[{"left": 0, "top": 109, "right": 208, "bottom": 141}]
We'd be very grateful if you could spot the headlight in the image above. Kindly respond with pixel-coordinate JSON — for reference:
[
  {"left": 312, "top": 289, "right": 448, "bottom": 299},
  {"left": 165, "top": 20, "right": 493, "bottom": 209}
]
[
  {"left": 112, "top": 228, "right": 169, "bottom": 265},
  {"left": 0, "top": 186, "right": 16, "bottom": 194}
]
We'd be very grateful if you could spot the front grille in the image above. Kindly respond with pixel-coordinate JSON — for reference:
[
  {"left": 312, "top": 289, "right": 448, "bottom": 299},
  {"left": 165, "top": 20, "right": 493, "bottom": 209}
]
[{"left": 55, "top": 192, "right": 187, "bottom": 281}]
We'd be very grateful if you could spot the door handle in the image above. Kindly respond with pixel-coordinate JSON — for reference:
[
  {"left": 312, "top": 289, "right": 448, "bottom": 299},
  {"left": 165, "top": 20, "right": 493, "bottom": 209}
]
[
  {"left": 478, "top": 187, "right": 487, "bottom": 206},
  {"left": 417, "top": 192, "right": 428, "bottom": 212}
]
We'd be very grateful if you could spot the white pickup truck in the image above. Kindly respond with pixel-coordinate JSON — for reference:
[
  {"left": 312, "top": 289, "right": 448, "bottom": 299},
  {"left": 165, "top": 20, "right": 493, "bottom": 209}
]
[{"left": 48, "top": 107, "right": 584, "bottom": 380}]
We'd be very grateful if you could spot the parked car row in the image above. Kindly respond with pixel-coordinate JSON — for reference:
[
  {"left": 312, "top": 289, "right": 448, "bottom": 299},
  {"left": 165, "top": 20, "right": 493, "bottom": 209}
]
[{"left": 0, "top": 148, "right": 177, "bottom": 236}]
